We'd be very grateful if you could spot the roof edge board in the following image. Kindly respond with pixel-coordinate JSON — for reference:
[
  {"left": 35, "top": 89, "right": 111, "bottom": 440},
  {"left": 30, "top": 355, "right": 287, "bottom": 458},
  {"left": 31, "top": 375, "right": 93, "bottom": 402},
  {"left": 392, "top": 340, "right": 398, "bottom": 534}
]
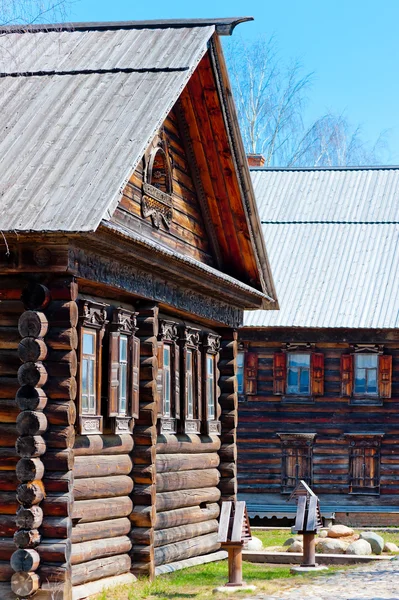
[
  {"left": 250, "top": 165, "right": 399, "bottom": 172},
  {"left": 0, "top": 17, "right": 253, "bottom": 35}
]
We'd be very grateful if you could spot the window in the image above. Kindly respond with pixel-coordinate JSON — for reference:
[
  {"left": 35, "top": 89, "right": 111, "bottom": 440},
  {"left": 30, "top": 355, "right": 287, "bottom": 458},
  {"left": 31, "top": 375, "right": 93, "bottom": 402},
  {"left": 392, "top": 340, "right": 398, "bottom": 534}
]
[
  {"left": 181, "top": 326, "right": 201, "bottom": 434},
  {"left": 341, "top": 349, "right": 392, "bottom": 404},
  {"left": 150, "top": 148, "right": 172, "bottom": 194},
  {"left": 237, "top": 351, "right": 245, "bottom": 397},
  {"left": 278, "top": 433, "right": 316, "bottom": 493},
  {"left": 287, "top": 353, "right": 310, "bottom": 395},
  {"left": 157, "top": 320, "right": 180, "bottom": 434},
  {"left": 345, "top": 434, "right": 383, "bottom": 495},
  {"left": 273, "top": 350, "right": 324, "bottom": 400},
  {"left": 108, "top": 308, "right": 140, "bottom": 434},
  {"left": 203, "top": 333, "right": 221, "bottom": 435},
  {"left": 78, "top": 300, "right": 108, "bottom": 435}
]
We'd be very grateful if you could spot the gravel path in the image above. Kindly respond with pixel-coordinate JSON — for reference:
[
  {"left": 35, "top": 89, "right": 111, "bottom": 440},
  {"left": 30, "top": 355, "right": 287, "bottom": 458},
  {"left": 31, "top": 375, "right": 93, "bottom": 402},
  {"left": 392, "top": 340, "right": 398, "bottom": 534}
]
[{"left": 245, "top": 558, "right": 399, "bottom": 600}]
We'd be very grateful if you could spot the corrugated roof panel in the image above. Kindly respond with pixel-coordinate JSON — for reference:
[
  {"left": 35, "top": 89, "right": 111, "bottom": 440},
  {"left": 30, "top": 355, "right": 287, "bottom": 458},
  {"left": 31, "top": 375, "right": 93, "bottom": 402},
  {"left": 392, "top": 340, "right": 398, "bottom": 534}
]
[
  {"left": 244, "top": 168, "right": 399, "bottom": 329},
  {"left": 0, "top": 26, "right": 214, "bottom": 74},
  {"left": 0, "top": 26, "right": 213, "bottom": 232}
]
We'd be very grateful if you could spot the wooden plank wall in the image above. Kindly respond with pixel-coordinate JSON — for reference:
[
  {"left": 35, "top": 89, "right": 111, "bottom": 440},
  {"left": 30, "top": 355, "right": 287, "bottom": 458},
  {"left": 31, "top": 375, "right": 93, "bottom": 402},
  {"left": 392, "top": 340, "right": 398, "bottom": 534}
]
[
  {"left": 117, "top": 108, "right": 214, "bottom": 267},
  {"left": 237, "top": 340, "right": 399, "bottom": 499}
]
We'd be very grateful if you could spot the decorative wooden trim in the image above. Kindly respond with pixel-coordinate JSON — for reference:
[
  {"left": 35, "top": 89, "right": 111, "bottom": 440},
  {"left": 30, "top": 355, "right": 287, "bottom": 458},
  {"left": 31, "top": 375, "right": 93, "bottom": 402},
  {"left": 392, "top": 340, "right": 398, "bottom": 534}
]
[
  {"left": 158, "top": 320, "right": 179, "bottom": 435},
  {"left": 203, "top": 333, "right": 221, "bottom": 435},
  {"left": 142, "top": 129, "right": 174, "bottom": 230},
  {"left": 180, "top": 326, "right": 201, "bottom": 435}
]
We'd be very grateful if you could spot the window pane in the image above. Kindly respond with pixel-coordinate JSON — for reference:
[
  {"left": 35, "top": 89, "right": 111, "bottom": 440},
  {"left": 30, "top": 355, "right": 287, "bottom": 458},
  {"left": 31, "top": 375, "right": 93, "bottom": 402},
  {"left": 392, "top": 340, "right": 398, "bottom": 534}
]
[
  {"left": 83, "top": 331, "right": 95, "bottom": 355},
  {"left": 367, "top": 369, "right": 378, "bottom": 394},
  {"left": 207, "top": 354, "right": 215, "bottom": 419},
  {"left": 120, "top": 336, "right": 128, "bottom": 362},
  {"left": 299, "top": 369, "right": 310, "bottom": 394},
  {"left": 164, "top": 345, "right": 170, "bottom": 368},
  {"left": 187, "top": 350, "right": 193, "bottom": 419},
  {"left": 119, "top": 363, "right": 127, "bottom": 414},
  {"left": 288, "top": 353, "right": 310, "bottom": 368},
  {"left": 357, "top": 354, "right": 378, "bottom": 369},
  {"left": 355, "top": 354, "right": 378, "bottom": 395},
  {"left": 237, "top": 351, "right": 244, "bottom": 395},
  {"left": 164, "top": 368, "right": 171, "bottom": 416},
  {"left": 163, "top": 345, "right": 171, "bottom": 417}
]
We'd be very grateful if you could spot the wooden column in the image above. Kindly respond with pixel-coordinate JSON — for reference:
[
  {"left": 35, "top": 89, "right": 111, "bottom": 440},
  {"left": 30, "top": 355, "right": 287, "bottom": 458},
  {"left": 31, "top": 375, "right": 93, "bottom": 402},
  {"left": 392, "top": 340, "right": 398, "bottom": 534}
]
[
  {"left": 131, "top": 303, "right": 159, "bottom": 579},
  {"left": 217, "top": 330, "right": 238, "bottom": 502}
]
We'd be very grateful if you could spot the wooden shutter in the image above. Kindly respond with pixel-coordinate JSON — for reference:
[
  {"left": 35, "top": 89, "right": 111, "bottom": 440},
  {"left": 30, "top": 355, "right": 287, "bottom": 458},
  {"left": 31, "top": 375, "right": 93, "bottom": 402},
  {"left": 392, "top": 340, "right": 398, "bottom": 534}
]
[
  {"left": 311, "top": 352, "right": 324, "bottom": 396},
  {"left": 245, "top": 352, "right": 258, "bottom": 396},
  {"left": 157, "top": 341, "right": 164, "bottom": 416},
  {"left": 131, "top": 336, "right": 140, "bottom": 419},
  {"left": 273, "top": 352, "right": 286, "bottom": 395},
  {"left": 340, "top": 354, "right": 354, "bottom": 397},
  {"left": 108, "top": 331, "right": 120, "bottom": 417},
  {"left": 174, "top": 342, "right": 180, "bottom": 420},
  {"left": 196, "top": 349, "right": 202, "bottom": 420},
  {"left": 379, "top": 354, "right": 392, "bottom": 398}
]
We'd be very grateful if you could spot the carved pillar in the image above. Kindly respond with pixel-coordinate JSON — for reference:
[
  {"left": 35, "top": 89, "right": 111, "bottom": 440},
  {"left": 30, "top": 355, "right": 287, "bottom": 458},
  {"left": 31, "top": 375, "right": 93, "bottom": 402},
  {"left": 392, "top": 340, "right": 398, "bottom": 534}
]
[
  {"left": 130, "top": 302, "right": 159, "bottom": 580},
  {"left": 217, "top": 329, "right": 238, "bottom": 502}
]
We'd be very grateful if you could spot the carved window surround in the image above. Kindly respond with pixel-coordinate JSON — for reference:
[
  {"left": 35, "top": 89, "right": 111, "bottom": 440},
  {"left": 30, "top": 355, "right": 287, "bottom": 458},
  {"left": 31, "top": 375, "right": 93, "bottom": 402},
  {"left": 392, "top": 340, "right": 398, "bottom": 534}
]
[
  {"left": 181, "top": 326, "right": 202, "bottom": 434},
  {"left": 78, "top": 300, "right": 108, "bottom": 435},
  {"left": 108, "top": 308, "right": 139, "bottom": 435},
  {"left": 203, "top": 333, "right": 221, "bottom": 435},
  {"left": 158, "top": 320, "right": 180, "bottom": 435},
  {"left": 142, "top": 129, "right": 174, "bottom": 229}
]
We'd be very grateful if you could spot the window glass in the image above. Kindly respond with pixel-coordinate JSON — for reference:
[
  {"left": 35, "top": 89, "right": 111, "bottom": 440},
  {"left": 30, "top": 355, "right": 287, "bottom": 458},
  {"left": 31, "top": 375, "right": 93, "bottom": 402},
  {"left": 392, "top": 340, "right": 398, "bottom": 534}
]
[
  {"left": 206, "top": 354, "right": 215, "bottom": 419},
  {"left": 186, "top": 349, "right": 194, "bottom": 419},
  {"left": 163, "top": 344, "right": 171, "bottom": 417},
  {"left": 354, "top": 354, "right": 378, "bottom": 395},
  {"left": 237, "top": 351, "right": 245, "bottom": 395},
  {"left": 287, "top": 353, "right": 310, "bottom": 395},
  {"left": 82, "top": 330, "right": 96, "bottom": 414},
  {"left": 119, "top": 335, "right": 128, "bottom": 415}
]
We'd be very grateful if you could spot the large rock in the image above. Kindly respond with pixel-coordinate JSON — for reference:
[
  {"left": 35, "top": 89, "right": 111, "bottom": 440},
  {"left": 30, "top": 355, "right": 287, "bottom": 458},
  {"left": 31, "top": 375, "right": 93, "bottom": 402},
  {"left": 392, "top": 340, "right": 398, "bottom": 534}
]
[
  {"left": 327, "top": 525, "right": 354, "bottom": 538},
  {"left": 283, "top": 537, "right": 296, "bottom": 547},
  {"left": 359, "top": 532, "right": 384, "bottom": 555},
  {"left": 244, "top": 536, "right": 263, "bottom": 551},
  {"left": 346, "top": 539, "right": 372, "bottom": 556},
  {"left": 318, "top": 530, "right": 328, "bottom": 538},
  {"left": 287, "top": 540, "right": 303, "bottom": 553},
  {"left": 384, "top": 542, "right": 399, "bottom": 553},
  {"left": 316, "top": 538, "right": 347, "bottom": 554}
]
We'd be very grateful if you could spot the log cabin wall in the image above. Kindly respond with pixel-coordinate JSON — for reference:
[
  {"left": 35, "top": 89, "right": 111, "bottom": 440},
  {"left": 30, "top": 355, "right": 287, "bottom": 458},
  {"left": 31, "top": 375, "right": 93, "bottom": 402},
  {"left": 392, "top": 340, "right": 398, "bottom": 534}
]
[{"left": 237, "top": 334, "right": 399, "bottom": 507}]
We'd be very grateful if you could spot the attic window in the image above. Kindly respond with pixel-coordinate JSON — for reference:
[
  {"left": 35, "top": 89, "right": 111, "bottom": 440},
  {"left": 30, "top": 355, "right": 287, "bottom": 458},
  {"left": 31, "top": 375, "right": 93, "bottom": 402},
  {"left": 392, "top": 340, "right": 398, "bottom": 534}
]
[
  {"left": 142, "top": 135, "right": 174, "bottom": 229},
  {"left": 150, "top": 148, "right": 172, "bottom": 194}
]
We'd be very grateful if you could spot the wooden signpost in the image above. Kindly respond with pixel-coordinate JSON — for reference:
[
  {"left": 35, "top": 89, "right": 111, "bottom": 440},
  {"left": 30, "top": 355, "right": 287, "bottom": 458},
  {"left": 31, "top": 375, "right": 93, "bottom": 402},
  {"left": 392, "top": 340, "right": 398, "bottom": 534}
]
[
  {"left": 290, "top": 480, "right": 323, "bottom": 569},
  {"left": 217, "top": 501, "right": 252, "bottom": 587}
]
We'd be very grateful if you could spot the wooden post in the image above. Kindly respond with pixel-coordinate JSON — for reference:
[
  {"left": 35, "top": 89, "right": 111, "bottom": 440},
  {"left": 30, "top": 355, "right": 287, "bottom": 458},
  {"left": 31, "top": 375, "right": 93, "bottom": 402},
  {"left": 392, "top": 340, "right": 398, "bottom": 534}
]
[
  {"left": 218, "top": 501, "right": 251, "bottom": 588},
  {"left": 301, "top": 532, "right": 316, "bottom": 567},
  {"left": 226, "top": 544, "right": 243, "bottom": 586}
]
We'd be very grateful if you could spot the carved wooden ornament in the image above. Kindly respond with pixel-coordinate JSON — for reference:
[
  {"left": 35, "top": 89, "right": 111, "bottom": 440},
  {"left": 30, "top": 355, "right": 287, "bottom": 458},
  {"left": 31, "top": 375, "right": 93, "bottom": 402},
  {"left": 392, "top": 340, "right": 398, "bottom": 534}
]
[{"left": 142, "top": 129, "right": 174, "bottom": 229}]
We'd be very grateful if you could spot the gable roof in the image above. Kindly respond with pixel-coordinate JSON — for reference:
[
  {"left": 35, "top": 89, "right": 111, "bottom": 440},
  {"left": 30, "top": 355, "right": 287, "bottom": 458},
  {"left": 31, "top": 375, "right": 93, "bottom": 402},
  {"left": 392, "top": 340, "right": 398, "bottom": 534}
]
[
  {"left": 0, "top": 18, "right": 276, "bottom": 308},
  {"left": 244, "top": 166, "right": 399, "bottom": 329}
]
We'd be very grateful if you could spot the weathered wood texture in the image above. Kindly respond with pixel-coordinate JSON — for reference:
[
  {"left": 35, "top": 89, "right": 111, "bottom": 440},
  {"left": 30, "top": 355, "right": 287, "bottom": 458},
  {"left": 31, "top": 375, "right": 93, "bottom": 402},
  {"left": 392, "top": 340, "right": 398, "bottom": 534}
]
[
  {"left": 237, "top": 337, "right": 399, "bottom": 499},
  {"left": 116, "top": 107, "right": 214, "bottom": 266}
]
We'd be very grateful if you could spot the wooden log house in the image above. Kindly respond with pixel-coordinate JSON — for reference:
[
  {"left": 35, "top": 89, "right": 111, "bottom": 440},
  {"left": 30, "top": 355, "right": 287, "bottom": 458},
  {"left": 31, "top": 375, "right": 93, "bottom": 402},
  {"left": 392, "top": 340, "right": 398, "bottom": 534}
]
[
  {"left": 238, "top": 165, "right": 399, "bottom": 527},
  {"left": 0, "top": 20, "right": 277, "bottom": 600}
]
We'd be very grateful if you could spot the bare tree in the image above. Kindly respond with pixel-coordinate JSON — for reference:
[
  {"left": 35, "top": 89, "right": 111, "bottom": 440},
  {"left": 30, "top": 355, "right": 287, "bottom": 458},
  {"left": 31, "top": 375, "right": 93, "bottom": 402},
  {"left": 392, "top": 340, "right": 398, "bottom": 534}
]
[
  {"left": 0, "top": 0, "right": 69, "bottom": 26},
  {"left": 226, "top": 35, "right": 388, "bottom": 167}
]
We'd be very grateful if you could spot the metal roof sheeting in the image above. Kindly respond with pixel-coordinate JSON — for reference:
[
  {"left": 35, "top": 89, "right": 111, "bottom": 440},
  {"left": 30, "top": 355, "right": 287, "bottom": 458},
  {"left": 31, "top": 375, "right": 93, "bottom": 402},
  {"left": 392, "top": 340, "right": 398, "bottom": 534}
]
[
  {"left": 244, "top": 168, "right": 399, "bottom": 329},
  {"left": 0, "top": 25, "right": 214, "bottom": 232}
]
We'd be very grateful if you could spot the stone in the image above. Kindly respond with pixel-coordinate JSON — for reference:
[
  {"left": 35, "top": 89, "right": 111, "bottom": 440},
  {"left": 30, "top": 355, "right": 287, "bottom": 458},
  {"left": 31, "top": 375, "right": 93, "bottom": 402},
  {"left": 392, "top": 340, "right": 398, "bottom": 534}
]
[
  {"left": 384, "top": 542, "right": 399, "bottom": 553},
  {"left": 318, "top": 530, "right": 328, "bottom": 538},
  {"left": 244, "top": 536, "right": 263, "bottom": 551},
  {"left": 345, "top": 539, "right": 372, "bottom": 556},
  {"left": 213, "top": 585, "right": 257, "bottom": 594},
  {"left": 359, "top": 531, "right": 384, "bottom": 555},
  {"left": 287, "top": 540, "right": 303, "bottom": 553},
  {"left": 283, "top": 537, "right": 296, "bottom": 547},
  {"left": 290, "top": 565, "right": 329, "bottom": 575},
  {"left": 316, "top": 538, "right": 347, "bottom": 554},
  {"left": 327, "top": 525, "right": 354, "bottom": 538}
]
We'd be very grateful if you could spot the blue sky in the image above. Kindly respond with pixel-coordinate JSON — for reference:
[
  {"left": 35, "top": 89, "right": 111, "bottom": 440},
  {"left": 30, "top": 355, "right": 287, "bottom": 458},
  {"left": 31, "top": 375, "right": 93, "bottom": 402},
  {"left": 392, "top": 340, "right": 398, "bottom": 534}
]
[{"left": 68, "top": 0, "right": 399, "bottom": 163}]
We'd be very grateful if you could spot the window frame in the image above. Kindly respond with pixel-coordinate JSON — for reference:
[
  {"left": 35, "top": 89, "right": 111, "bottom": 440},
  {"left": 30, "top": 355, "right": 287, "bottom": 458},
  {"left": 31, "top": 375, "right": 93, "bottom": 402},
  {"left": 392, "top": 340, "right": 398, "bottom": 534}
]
[
  {"left": 341, "top": 346, "right": 392, "bottom": 405},
  {"left": 108, "top": 308, "right": 140, "bottom": 435},
  {"left": 78, "top": 300, "right": 108, "bottom": 435},
  {"left": 157, "top": 320, "right": 180, "bottom": 435},
  {"left": 274, "top": 347, "right": 324, "bottom": 403},
  {"left": 278, "top": 433, "right": 316, "bottom": 494},
  {"left": 286, "top": 351, "right": 311, "bottom": 397},
  {"left": 203, "top": 333, "right": 221, "bottom": 435},
  {"left": 345, "top": 433, "right": 384, "bottom": 495},
  {"left": 181, "top": 326, "right": 201, "bottom": 434}
]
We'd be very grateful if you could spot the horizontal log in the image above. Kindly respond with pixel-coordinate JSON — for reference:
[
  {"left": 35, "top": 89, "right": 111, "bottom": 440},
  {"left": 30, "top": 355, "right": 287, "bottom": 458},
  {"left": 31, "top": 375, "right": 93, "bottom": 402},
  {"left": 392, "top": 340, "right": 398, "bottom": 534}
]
[
  {"left": 0, "top": 538, "right": 17, "bottom": 561},
  {"left": 219, "top": 444, "right": 236, "bottom": 462},
  {"left": 129, "top": 505, "right": 155, "bottom": 528},
  {"left": 42, "top": 494, "right": 73, "bottom": 517},
  {"left": 156, "top": 434, "right": 221, "bottom": 454},
  {"left": 45, "top": 328, "right": 78, "bottom": 351},
  {"left": 74, "top": 434, "right": 134, "bottom": 456},
  {"left": 130, "top": 544, "right": 151, "bottom": 563},
  {"left": 18, "top": 311, "right": 48, "bottom": 339},
  {"left": 71, "top": 535, "right": 131, "bottom": 565},
  {"left": 44, "top": 376, "right": 77, "bottom": 401},
  {"left": 129, "top": 527, "right": 153, "bottom": 546},
  {"left": 40, "top": 517, "right": 72, "bottom": 540},
  {"left": 156, "top": 469, "right": 220, "bottom": 493},
  {"left": 16, "top": 386, "right": 47, "bottom": 412},
  {"left": 18, "top": 338, "right": 47, "bottom": 363},
  {"left": 37, "top": 539, "right": 71, "bottom": 563},
  {"left": 155, "top": 503, "right": 220, "bottom": 530},
  {"left": 46, "top": 350, "right": 77, "bottom": 376},
  {"left": 72, "top": 497, "right": 133, "bottom": 523},
  {"left": 17, "top": 480, "right": 45, "bottom": 506},
  {"left": 16, "top": 506, "right": 43, "bottom": 530},
  {"left": 130, "top": 561, "right": 151, "bottom": 575},
  {"left": 0, "top": 378, "right": 19, "bottom": 400},
  {"left": 45, "top": 425, "right": 75, "bottom": 449},
  {"left": 156, "top": 487, "right": 221, "bottom": 512},
  {"left": 0, "top": 425, "right": 17, "bottom": 447},
  {"left": 154, "top": 519, "right": 218, "bottom": 548},
  {"left": 16, "top": 435, "right": 46, "bottom": 458},
  {"left": 42, "top": 472, "right": 74, "bottom": 494},
  {"left": 218, "top": 477, "right": 236, "bottom": 496},
  {"left": 71, "top": 554, "right": 131, "bottom": 586},
  {"left": 0, "top": 328, "right": 20, "bottom": 350},
  {"left": 0, "top": 561, "right": 14, "bottom": 582},
  {"left": 0, "top": 471, "right": 18, "bottom": 490},
  {"left": 134, "top": 425, "right": 157, "bottom": 446},
  {"left": 156, "top": 453, "right": 220, "bottom": 473},
  {"left": 0, "top": 301, "right": 24, "bottom": 326},
  {"left": 21, "top": 284, "right": 51, "bottom": 311},
  {"left": 0, "top": 493, "right": 18, "bottom": 514},
  {"left": 14, "top": 528, "right": 41, "bottom": 549},
  {"left": 132, "top": 445, "right": 156, "bottom": 465},
  {"left": 11, "top": 570, "right": 40, "bottom": 596},
  {"left": 0, "top": 447, "right": 18, "bottom": 470},
  {"left": 219, "top": 462, "right": 236, "bottom": 478},
  {"left": 71, "top": 518, "right": 131, "bottom": 544},
  {"left": 10, "top": 548, "right": 40, "bottom": 573},
  {"left": 45, "top": 301, "right": 78, "bottom": 328},
  {"left": 132, "top": 484, "right": 155, "bottom": 506},
  {"left": 48, "top": 280, "right": 78, "bottom": 302},
  {"left": 0, "top": 351, "right": 21, "bottom": 376},
  {"left": 42, "top": 449, "right": 74, "bottom": 472},
  {"left": 74, "top": 454, "right": 132, "bottom": 478},
  {"left": 131, "top": 464, "right": 155, "bottom": 485},
  {"left": 0, "top": 515, "right": 17, "bottom": 537},
  {"left": 73, "top": 476, "right": 133, "bottom": 501},
  {"left": 16, "top": 410, "right": 48, "bottom": 436},
  {"left": 154, "top": 532, "right": 220, "bottom": 566},
  {"left": 16, "top": 458, "right": 45, "bottom": 483},
  {"left": 37, "top": 564, "right": 70, "bottom": 584},
  {"left": 44, "top": 401, "right": 76, "bottom": 426}
]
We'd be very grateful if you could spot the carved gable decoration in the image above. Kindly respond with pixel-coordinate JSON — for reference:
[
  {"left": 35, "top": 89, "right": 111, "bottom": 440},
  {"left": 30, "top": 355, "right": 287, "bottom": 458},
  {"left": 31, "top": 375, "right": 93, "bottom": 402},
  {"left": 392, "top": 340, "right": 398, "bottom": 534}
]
[{"left": 142, "top": 129, "right": 174, "bottom": 229}]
